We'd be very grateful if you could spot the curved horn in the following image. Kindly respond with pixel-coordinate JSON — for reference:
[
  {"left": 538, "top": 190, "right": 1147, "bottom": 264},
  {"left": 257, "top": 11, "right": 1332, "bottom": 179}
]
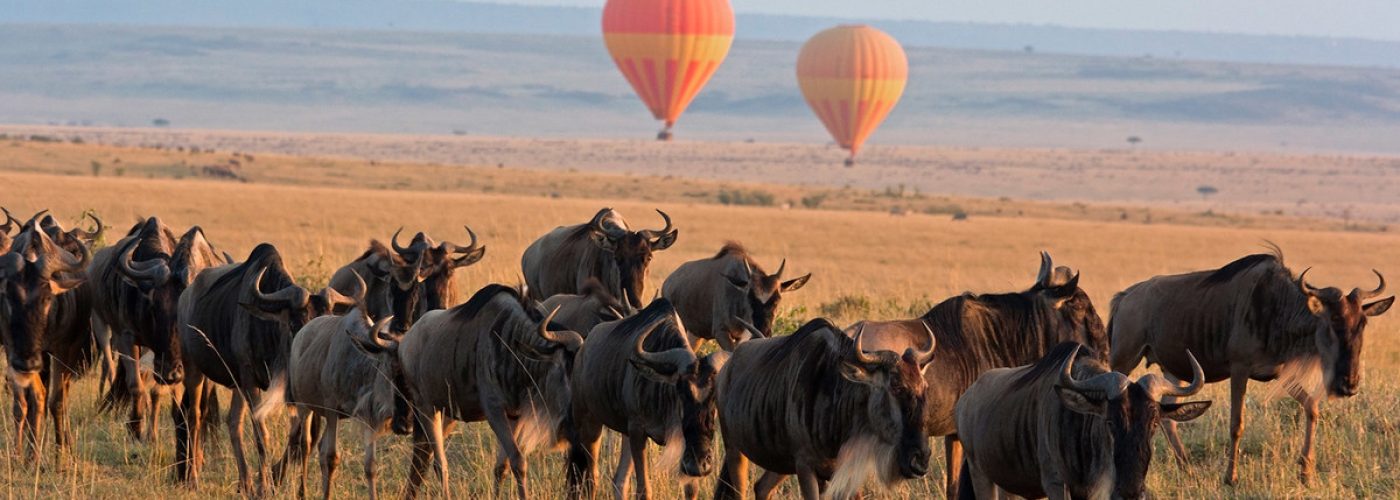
[
  {"left": 67, "top": 212, "right": 103, "bottom": 242},
  {"left": 439, "top": 225, "right": 479, "bottom": 255},
  {"left": 0, "top": 207, "right": 18, "bottom": 234},
  {"left": 1170, "top": 350, "right": 1206, "bottom": 397},
  {"left": 21, "top": 209, "right": 49, "bottom": 231},
  {"left": 33, "top": 227, "right": 87, "bottom": 273},
  {"left": 537, "top": 306, "right": 584, "bottom": 352},
  {"left": 914, "top": 320, "right": 937, "bottom": 367},
  {"left": 250, "top": 267, "right": 309, "bottom": 308},
  {"left": 1359, "top": 270, "right": 1386, "bottom": 300},
  {"left": 1139, "top": 350, "right": 1206, "bottom": 400},
  {"left": 368, "top": 316, "right": 397, "bottom": 349},
  {"left": 391, "top": 227, "right": 413, "bottom": 258},
  {"left": 638, "top": 209, "right": 673, "bottom": 240},
  {"left": 1036, "top": 251, "right": 1053, "bottom": 287},
  {"left": 850, "top": 324, "right": 896, "bottom": 367},
  {"left": 1297, "top": 267, "right": 1322, "bottom": 294},
  {"left": 117, "top": 238, "right": 170, "bottom": 284},
  {"left": 1057, "top": 344, "right": 1092, "bottom": 392},
  {"left": 735, "top": 318, "right": 766, "bottom": 341},
  {"left": 772, "top": 258, "right": 786, "bottom": 279},
  {"left": 631, "top": 315, "right": 692, "bottom": 372}
]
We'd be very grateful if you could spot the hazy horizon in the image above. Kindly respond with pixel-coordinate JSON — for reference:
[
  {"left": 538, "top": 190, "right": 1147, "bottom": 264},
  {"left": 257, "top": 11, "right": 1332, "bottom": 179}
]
[{"left": 478, "top": 0, "right": 1400, "bottom": 42}]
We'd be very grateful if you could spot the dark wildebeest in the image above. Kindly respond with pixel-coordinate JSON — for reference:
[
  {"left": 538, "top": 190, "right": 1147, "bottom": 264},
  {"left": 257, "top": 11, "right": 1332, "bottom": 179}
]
[
  {"left": 851, "top": 252, "right": 1105, "bottom": 497},
  {"left": 0, "top": 225, "right": 92, "bottom": 456},
  {"left": 174, "top": 243, "right": 357, "bottom": 492},
  {"left": 566, "top": 298, "right": 728, "bottom": 500},
  {"left": 713, "top": 320, "right": 935, "bottom": 500},
  {"left": 662, "top": 242, "right": 810, "bottom": 351},
  {"left": 280, "top": 270, "right": 409, "bottom": 500},
  {"left": 522, "top": 208, "right": 677, "bottom": 309},
  {"left": 956, "top": 343, "right": 1211, "bottom": 500},
  {"left": 541, "top": 278, "right": 634, "bottom": 336},
  {"left": 328, "top": 240, "right": 410, "bottom": 322},
  {"left": 90, "top": 218, "right": 227, "bottom": 440},
  {"left": 391, "top": 226, "right": 487, "bottom": 317},
  {"left": 0, "top": 207, "right": 21, "bottom": 253},
  {"left": 397, "top": 284, "right": 583, "bottom": 499},
  {"left": 1109, "top": 249, "right": 1394, "bottom": 485}
]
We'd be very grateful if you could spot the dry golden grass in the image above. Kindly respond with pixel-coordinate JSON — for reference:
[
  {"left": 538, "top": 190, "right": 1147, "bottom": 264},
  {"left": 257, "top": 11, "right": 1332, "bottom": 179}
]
[{"left": 2, "top": 151, "right": 1399, "bottom": 498}]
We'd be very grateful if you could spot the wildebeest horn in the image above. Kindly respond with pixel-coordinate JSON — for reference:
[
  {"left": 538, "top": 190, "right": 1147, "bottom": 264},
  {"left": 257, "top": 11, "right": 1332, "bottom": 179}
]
[
  {"left": 67, "top": 212, "right": 103, "bottom": 242},
  {"left": 1058, "top": 345, "right": 1092, "bottom": 392},
  {"left": 735, "top": 318, "right": 766, "bottom": 341},
  {"left": 1036, "top": 251, "right": 1053, "bottom": 287},
  {"left": 1358, "top": 270, "right": 1386, "bottom": 300},
  {"left": 850, "top": 324, "right": 897, "bottom": 367},
  {"left": 35, "top": 227, "right": 88, "bottom": 273},
  {"left": 1057, "top": 344, "right": 1129, "bottom": 397},
  {"left": 0, "top": 207, "right": 18, "bottom": 234},
  {"left": 353, "top": 316, "right": 398, "bottom": 352},
  {"left": 1138, "top": 350, "right": 1205, "bottom": 400},
  {"left": 390, "top": 227, "right": 413, "bottom": 258},
  {"left": 1297, "top": 267, "right": 1322, "bottom": 294},
  {"left": 638, "top": 209, "right": 673, "bottom": 240},
  {"left": 772, "top": 258, "right": 786, "bottom": 279},
  {"left": 117, "top": 238, "right": 171, "bottom": 285},
  {"left": 914, "top": 320, "right": 937, "bottom": 367},
  {"left": 21, "top": 209, "right": 49, "bottom": 231},
  {"left": 538, "top": 306, "right": 584, "bottom": 352},
  {"left": 324, "top": 270, "right": 367, "bottom": 309},
  {"left": 223, "top": 251, "right": 236, "bottom": 264},
  {"left": 250, "top": 267, "right": 309, "bottom": 309},
  {"left": 631, "top": 315, "right": 693, "bottom": 374},
  {"left": 441, "top": 225, "right": 486, "bottom": 268},
  {"left": 438, "top": 225, "right": 478, "bottom": 254}
]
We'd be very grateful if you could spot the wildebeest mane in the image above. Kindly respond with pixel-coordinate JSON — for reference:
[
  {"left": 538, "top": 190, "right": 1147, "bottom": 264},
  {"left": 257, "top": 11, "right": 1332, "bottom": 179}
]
[
  {"left": 357, "top": 239, "right": 393, "bottom": 261},
  {"left": 712, "top": 241, "right": 749, "bottom": 260},
  {"left": 758, "top": 317, "right": 843, "bottom": 366},
  {"left": 204, "top": 243, "right": 290, "bottom": 301},
  {"left": 1009, "top": 342, "right": 1090, "bottom": 391},
  {"left": 1201, "top": 253, "right": 1281, "bottom": 287},
  {"left": 448, "top": 284, "right": 546, "bottom": 323}
]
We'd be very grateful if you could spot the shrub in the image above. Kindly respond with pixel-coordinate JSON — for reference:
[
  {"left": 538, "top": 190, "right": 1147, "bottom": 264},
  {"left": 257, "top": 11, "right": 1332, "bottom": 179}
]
[{"left": 718, "top": 188, "right": 775, "bottom": 207}]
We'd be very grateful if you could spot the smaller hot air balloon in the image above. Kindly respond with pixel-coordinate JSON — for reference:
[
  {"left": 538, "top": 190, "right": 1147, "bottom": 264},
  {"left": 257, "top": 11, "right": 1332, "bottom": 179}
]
[
  {"left": 796, "top": 25, "right": 908, "bottom": 167},
  {"left": 603, "top": 0, "right": 735, "bottom": 141}
]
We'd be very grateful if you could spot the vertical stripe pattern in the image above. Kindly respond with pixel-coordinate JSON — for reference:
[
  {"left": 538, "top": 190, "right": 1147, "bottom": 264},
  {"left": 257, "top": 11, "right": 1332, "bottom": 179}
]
[
  {"left": 796, "top": 25, "right": 908, "bottom": 157},
  {"left": 603, "top": 0, "right": 735, "bottom": 128}
]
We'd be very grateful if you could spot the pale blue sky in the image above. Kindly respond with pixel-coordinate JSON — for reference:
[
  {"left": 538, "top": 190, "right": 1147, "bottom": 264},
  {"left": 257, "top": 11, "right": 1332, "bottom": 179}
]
[{"left": 481, "top": 0, "right": 1400, "bottom": 41}]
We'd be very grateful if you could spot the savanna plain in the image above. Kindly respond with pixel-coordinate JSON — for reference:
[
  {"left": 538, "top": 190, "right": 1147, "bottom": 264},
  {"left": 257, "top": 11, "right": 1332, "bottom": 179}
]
[{"left": 2, "top": 134, "right": 1399, "bottom": 498}]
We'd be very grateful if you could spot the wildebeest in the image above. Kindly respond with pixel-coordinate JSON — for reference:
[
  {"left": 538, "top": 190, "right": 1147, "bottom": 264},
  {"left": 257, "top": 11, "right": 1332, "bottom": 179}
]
[
  {"left": 713, "top": 320, "right": 935, "bottom": 500},
  {"left": 1109, "top": 249, "right": 1394, "bottom": 485},
  {"left": 957, "top": 343, "right": 1211, "bottom": 500},
  {"left": 391, "top": 225, "right": 487, "bottom": 316},
  {"left": 541, "top": 278, "right": 634, "bottom": 335},
  {"left": 90, "top": 217, "right": 226, "bottom": 440},
  {"left": 328, "top": 236, "right": 428, "bottom": 334},
  {"left": 522, "top": 208, "right": 677, "bottom": 309},
  {"left": 0, "top": 207, "right": 20, "bottom": 253},
  {"left": 397, "top": 284, "right": 583, "bottom": 499},
  {"left": 173, "top": 243, "right": 357, "bottom": 491},
  {"left": 281, "top": 273, "right": 406, "bottom": 500},
  {"left": 566, "top": 298, "right": 728, "bottom": 500},
  {"left": 852, "top": 252, "right": 1106, "bottom": 497},
  {"left": 0, "top": 225, "right": 93, "bottom": 456},
  {"left": 662, "top": 242, "right": 811, "bottom": 351}
]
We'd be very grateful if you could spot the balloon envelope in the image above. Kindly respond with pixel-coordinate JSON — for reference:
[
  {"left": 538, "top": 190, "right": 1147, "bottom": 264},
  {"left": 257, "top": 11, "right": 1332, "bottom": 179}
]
[
  {"left": 603, "top": 0, "right": 735, "bottom": 139},
  {"left": 796, "top": 25, "right": 908, "bottom": 162}
]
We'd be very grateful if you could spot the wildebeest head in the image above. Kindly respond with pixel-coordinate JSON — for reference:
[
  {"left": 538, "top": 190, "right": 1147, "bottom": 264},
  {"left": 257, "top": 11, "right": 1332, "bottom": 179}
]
[
  {"left": 38, "top": 212, "right": 103, "bottom": 254},
  {"left": 239, "top": 252, "right": 360, "bottom": 388},
  {"left": 589, "top": 208, "right": 677, "bottom": 309},
  {"left": 1054, "top": 345, "right": 1211, "bottom": 499},
  {"left": 1028, "top": 252, "right": 1108, "bottom": 359},
  {"left": 0, "top": 207, "right": 20, "bottom": 253},
  {"left": 840, "top": 323, "right": 936, "bottom": 479},
  {"left": 344, "top": 303, "right": 414, "bottom": 435},
  {"left": 115, "top": 222, "right": 187, "bottom": 384},
  {"left": 1296, "top": 268, "right": 1393, "bottom": 397},
  {"left": 392, "top": 225, "right": 486, "bottom": 312},
  {"left": 0, "top": 228, "right": 88, "bottom": 374},
  {"left": 721, "top": 247, "right": 811, "bottom": 336},
  {"left": 627, "top": 305, "right": 722, "bottom": 477},
  {"left": 498, "top": 304, "right": 586, "bottom": 434}
]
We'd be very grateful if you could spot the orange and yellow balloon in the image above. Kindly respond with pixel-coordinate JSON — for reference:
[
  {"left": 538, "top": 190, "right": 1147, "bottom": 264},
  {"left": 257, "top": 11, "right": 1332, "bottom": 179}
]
[
  {"left": 602, "top": 0, "right": 735, "bottom": 140},
  {"left": 796, "top": 25, "right": 908, "bottom": 166}
]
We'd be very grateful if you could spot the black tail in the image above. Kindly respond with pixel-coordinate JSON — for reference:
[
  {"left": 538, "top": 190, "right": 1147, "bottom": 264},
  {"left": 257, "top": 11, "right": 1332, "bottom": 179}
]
[
  {"left": 957, "top": 458, "right": 977, "bottom": 500},
  {"left": 201, "top": 386, "right": 223, "bottom": 432},
  {"left": 97, "top": 362, "right": 136, "bottom": 413}
]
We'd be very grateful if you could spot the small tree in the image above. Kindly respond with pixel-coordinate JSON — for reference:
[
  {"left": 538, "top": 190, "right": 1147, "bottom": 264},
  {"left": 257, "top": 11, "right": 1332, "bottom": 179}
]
[
  {"left": 90, "top": 160, "right": 102, "bottom": 177},
  {"left": 1127, "top": 136, "right": 1143, "bottom": 147},
  {"left": 1196, "top": 185, "right": 1218, "bottom": 199},
  {"left": 153, "top": 118, "right": 170, "bottom": 127}
]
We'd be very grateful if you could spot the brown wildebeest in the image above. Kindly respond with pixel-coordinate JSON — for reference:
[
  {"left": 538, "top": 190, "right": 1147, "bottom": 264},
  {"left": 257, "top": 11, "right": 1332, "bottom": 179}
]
[
  {"left": 0, "top": 225, "right": 92, "bottom": 456},
  {"left": 0, "top": 207, "right": 21, "bottom": 253},
  {"left": 328, "top": 240, "right": 412, "bottom": 324},
  {"left": 852, "top": 252, "right": 1106, "bottom": 497},
  {"left": 713, "top": 320, "right": 935, "bottom": 500},
  {"left": 566, "top": 298, "right": 727, "bottom": 500},
  {"left": 541, "top": 278, "right": 634, "bottom": 336},
  {"left": 1109, "top": 248, "right": 1394, "bottom": 485},
  {"left": 174, "top": 243, "right": 357, "bottom": 492},
  {"left": 661, "top": 242, "right": 811, "bottom": 351},
  {"left": 522, "top": 208, "right": 677, "bottom": 309},
  {"left": 391, "top": 225, "right": 487, "bottom": 316},
  {"left": 397, "top": 284, "right": 583, "bottom": 500},
  {"left": 956, "top": 343, "right": 1211, "bottom": 500}
]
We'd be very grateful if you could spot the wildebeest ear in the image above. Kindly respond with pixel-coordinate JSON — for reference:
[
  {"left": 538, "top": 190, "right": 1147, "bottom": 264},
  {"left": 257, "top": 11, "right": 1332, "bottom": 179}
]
[
  {"left": 1160, "top": 400, "right": 1212, "bottom": 422},
  {"left": 1363, "top": 296, "right": 1395, "bottom": 317},
  {"left": 590, "top": 231, "right": 618, "bottom": 252},
  {"left": 1306, "top": 295, "right": 1326, "bottom": 316},
  {"left": 839, "top": 362, "right": 885, "bottom": 387},
  {"left": 780, "top": 273, "right": 812, "bottom": 292},
  {"left": 48, "top": 276, "right": 85, "bottom": 295},
  {"left": 1055, "top": 386, "right": 1107, "bottom": 416},
  {"left": 650, "top": 229, "right": 678, "bottom": 251}
]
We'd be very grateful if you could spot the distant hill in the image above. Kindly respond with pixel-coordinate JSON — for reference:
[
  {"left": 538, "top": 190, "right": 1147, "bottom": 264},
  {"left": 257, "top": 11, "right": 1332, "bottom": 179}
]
[{"left": 5, "top": 0, "right": 1400, "bottom": 69}]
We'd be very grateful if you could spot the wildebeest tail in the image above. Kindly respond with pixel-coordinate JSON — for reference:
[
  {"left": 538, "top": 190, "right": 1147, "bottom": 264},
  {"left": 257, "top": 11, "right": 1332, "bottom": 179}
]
[
  {"left": 957, "top": 458, "right": 977, "bottom": 500},
  {"left": 97, "top": 362, "right": 136, "bottom": 413}
]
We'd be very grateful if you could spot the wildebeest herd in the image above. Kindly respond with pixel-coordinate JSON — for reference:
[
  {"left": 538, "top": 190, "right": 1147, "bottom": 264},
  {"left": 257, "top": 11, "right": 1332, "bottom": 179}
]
[{"left": 0, "top": 206, "right": 1392, "bottom": 499}]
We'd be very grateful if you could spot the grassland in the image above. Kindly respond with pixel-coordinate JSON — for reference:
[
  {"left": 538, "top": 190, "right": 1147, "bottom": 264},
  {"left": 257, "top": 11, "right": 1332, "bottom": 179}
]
[{"left": 2, "top": 141, "right": 1400, "bottom": 498}]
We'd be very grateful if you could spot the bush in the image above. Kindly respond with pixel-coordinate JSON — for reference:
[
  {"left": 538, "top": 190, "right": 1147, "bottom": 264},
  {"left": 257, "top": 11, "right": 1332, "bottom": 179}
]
[
  {"left": 800, "top": 193, "right": 827, "bottom": 209},
  {"left": 718, "top": 188, "right": 775, "bottom": 207}
]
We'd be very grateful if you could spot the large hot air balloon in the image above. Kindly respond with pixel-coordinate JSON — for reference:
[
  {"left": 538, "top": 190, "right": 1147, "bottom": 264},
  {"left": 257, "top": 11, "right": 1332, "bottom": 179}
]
[
  {"left": 796, "top": 25, "right": 908, "bottom": 167},
  {"left": 602, "top": 0, "right": 734, "bottom": 141}
]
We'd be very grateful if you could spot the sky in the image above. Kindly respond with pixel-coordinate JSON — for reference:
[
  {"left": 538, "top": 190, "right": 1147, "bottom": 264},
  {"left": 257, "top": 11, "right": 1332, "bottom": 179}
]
[{"left": 480, "top": 0, "right": 1400, "bottom": 41}]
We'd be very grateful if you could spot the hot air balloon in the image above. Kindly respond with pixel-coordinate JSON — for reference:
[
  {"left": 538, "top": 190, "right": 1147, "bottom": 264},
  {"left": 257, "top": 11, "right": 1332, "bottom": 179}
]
[
  {"left": 602, "top": 0, "right": 734, "bottom": 141},
  {"left": 796, "top": 25, "right": 908, "bottom": 167}
]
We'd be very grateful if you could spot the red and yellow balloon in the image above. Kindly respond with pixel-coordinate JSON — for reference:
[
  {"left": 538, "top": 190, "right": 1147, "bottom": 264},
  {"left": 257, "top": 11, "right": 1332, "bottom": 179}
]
[
  {"left": 796, "top": 25, "right": 908, "bottom": 166},
  {"left": 602, "top": 0, "right": 735, "bottom": 140}
]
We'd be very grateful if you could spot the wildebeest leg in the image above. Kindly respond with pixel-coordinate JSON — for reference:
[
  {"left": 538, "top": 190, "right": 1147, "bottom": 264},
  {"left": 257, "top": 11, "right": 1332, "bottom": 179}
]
[
  {"left": 944, "top": 435, "right": 964, "bottom": 498},
  {"left": 46, "top": 367, "right": 74, "bottom": 450},
  {"left": 612, "top": 440, "right": 633, "bottom": 500},
  {"left": 286, "top": 409, "right": 313, "bottom": 499},
  {"left": 116, "top": 336, "right": 148, "bottom": 440},
  {"left": 403, "top": 411, "right": 433, "bottom": 500},
  {"left": 147, "top": 383, "right": 163, "bottom": 441},
  {"left": 1290, "top": 386, "right": 1320, "bottom": 485},
  {"left": 319, "top": 414, "right": 340, "bottom": 500},
  {"left": 1223, "top": 372, "right": 1249, "bottom": 485},
  {"left": 174, "top": 374, "right": 206, "bottom": 485},
  {"left": 566, "top": 413, "right": 604, "bottom": 500},
  {"left": 794, "top": 466, "right": 821, "bottom": 500},
  {"left": 754, "top": 471, "right": 786, "bottom": 500},
  {"left": 247, "top": 390, "right": 275, "bottom": 495},
  {"left": 8, "top": 377, "right": 37, "bottom": 458},
  {"left": 626, "top": 429, "right": 651, "bottom": 500},
  {"left": 713, "top": 444, "right": 749, "bottom": 500},
  {"left": 428, "top": 411, "right": 451, "bottom": 498},
  {"left": 957, "top": 456, "right": 997, "bottom": 500},
  {"left": 92, "top": 315, "right": 115, "bottom": 396},
  {"left": 482, "top": 400, "right": 529, "bottom": 499},
  {"left": 364, "top": 423, "right": 382, "bottom": 500},
  {"left": 227, "top": 390, "right": 253, "bottom": 494}
]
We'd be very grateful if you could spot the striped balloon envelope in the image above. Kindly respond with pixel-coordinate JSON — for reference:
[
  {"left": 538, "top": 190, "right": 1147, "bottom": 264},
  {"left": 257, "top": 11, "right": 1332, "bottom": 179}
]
[
  {"left": 796, "top": 25, "right": 908, "bottom": 166},
  {"left": 602, "top": 0, "right": 735, "bottom": 140}
]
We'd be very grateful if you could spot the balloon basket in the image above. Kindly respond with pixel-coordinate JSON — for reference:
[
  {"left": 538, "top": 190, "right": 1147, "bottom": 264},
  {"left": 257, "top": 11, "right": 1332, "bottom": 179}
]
[
  {"left": 656, "top": 129, "right": 673, "bottom": 141},
  {"left": 843, "top": 157, "right": 855, "bottom": 168}
]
